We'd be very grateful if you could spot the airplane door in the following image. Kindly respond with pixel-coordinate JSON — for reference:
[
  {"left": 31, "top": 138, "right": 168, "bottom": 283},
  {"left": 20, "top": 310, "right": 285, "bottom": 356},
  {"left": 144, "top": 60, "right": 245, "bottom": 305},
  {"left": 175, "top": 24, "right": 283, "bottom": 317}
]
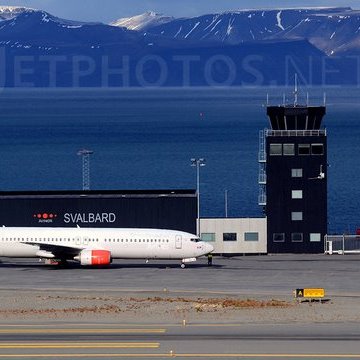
[{"left": 175, "top": 235, "right": 182, "bottom": 249}]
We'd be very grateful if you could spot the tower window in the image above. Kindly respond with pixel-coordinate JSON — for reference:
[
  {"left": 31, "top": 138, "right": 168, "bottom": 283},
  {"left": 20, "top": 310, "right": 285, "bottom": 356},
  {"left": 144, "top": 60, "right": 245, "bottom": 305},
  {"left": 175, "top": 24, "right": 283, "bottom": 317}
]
[
  {"left": 298, "top": 144, "right": 310, "bottom": 155},
  {"left": 269, "top": 144, "right": 282, "bottom": 156},
  {"left": 291, "top": 233, "right": 303, "bottom": 242},
  {"left": 273, "top": 233, "right": 285, "bottom": 242},
  {"left": 292, "top": 190, "right": 303, "bottom": 199},
  {"left": 283, "top": 144, "right": 295, "bottom": 156},
  {"left": 291, "top": 168, "right": 303, "bottom": 178},
  {"left": 291, "top": 212, "right": 303, "bottom": 221},
  {"left": 311, "top": 144, "right": 324, "bottom": 155},
  {"left": 310, "top": 233, "right": 321, "bottom": 242}
]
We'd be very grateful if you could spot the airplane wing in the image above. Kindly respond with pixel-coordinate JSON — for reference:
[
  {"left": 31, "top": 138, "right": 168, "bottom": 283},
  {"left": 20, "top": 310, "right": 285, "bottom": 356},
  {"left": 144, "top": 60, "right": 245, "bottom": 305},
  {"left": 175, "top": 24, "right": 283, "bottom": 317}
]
[{"left": 22, "top": 242, "right": 81, "bottom": 259}]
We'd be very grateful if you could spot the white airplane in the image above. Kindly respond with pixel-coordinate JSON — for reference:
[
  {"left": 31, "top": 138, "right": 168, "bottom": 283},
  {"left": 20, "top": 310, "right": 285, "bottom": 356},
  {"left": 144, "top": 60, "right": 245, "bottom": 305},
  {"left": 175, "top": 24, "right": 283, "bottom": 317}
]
[{"left": 0, "top": 227, "right": 214, "bottom": 268}]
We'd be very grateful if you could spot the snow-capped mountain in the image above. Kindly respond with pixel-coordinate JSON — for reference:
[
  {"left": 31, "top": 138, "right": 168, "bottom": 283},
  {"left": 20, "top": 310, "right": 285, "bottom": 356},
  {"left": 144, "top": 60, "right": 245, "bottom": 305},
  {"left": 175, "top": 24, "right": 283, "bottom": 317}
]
[
  {"left": 0, "top": 6, "right": 34, "bottom": 21},
  {"left": 137, "top": 7, "right": 360, "bottom": 55},
  {"left": 279, "top": 8, "right": 360, "bottom": 55},
  {"left": 0, "top": 6, "right": 95, "bottom": 28},
  {"left": 0, "top": 8, "right": 99, "bottom": 30},
  {"left": 111, "top": 11, "right": 174, "bottom": 31},
  {"left": 0, "top": 8, "right": 140, "bottom": 47}
]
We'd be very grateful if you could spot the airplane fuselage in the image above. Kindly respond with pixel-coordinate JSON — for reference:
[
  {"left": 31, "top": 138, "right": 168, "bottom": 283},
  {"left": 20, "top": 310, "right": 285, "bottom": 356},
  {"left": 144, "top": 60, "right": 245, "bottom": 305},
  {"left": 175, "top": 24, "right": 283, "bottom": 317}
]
[{"left": 0, "top": 227, "right": 213, "bottom": 265}]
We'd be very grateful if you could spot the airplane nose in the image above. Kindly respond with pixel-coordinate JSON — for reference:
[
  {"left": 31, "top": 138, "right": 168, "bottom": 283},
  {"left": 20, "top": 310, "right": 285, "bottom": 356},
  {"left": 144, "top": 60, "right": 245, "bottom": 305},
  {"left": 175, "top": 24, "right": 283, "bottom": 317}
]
[{"left": 205, "top": 243, "right": 214, "bottom": 254}]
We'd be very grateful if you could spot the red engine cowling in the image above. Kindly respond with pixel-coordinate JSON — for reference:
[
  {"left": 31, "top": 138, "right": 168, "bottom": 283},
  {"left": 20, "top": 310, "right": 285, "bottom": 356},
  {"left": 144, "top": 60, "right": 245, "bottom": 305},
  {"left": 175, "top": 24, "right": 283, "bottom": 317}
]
[{"left": 75, "top": 249, "right": 112, "bottom": 266}]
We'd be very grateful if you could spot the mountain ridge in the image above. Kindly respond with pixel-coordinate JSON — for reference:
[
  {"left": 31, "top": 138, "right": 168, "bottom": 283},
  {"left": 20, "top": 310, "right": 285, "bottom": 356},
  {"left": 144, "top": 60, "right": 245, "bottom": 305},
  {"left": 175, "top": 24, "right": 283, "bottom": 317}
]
[
  {"left": 0, "top": 6, "right": 357, "bottom": 86},
  {"left": 119, "top": 7, "right": 360, "bottom": 56}
]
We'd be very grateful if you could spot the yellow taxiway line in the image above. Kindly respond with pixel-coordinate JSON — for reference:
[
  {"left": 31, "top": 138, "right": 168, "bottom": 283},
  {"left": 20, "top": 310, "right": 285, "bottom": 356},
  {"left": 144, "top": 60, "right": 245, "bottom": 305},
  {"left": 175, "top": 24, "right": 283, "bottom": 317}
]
[
  {"left": 0, "top": 328, "right": 166, "bottom": 334},
  {"left": 0, "top": 343, "right": 160, "bottom": 349}
]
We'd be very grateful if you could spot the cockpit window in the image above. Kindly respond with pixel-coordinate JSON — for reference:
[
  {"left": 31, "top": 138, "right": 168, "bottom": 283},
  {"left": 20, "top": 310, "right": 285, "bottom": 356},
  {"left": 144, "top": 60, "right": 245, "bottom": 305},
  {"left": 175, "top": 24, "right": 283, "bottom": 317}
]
[{"left": 190, "top": 238, "right": 200, "bottom": 242}]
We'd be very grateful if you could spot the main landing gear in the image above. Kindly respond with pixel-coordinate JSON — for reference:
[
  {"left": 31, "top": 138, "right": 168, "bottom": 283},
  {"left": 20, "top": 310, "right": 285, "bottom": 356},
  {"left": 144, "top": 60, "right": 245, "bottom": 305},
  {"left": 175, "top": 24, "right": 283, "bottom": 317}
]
[{"left": 44, "top": 258, "right": 69, "bottom": 267}]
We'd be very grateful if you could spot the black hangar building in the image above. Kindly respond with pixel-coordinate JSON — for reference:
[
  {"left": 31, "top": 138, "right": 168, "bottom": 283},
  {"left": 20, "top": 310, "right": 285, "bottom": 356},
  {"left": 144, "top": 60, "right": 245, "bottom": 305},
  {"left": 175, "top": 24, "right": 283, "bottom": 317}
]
[
  {"left": 0, "top": 190, "right": 197, "bottom": 234},
  {"left": 259, "top": 105, "right": 327, "bottom": 253}
]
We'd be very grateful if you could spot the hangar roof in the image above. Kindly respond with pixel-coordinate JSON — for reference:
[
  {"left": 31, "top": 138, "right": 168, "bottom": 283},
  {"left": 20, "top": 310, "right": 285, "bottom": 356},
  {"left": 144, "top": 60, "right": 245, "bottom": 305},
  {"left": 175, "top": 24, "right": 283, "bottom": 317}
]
[{"left": 0, "top": 190, "right": 196, "bottom": 199}]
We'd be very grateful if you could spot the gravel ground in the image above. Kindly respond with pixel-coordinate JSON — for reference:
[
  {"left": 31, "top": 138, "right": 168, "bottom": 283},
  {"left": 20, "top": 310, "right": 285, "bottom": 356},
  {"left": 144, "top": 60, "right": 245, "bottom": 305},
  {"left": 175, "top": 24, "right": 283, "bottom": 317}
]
[{"left": 0, "top": 289, "right": 358, "bottom": 324}]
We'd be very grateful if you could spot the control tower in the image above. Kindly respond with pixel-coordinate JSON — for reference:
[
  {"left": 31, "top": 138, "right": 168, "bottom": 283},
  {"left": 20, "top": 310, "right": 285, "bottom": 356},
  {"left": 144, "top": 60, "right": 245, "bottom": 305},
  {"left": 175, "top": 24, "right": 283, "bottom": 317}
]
[{"left": 259, "top": 98, "right": 327, "bottom": 253}]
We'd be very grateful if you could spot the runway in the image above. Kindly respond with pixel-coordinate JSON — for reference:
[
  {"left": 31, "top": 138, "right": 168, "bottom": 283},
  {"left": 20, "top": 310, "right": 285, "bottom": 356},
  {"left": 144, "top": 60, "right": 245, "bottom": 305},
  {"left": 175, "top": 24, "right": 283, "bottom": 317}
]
[
  {"left": 0, "top": 323, "right": 359, "bottom": 359},
  {"left": 1, "top": 255, "right": 360, "bottom": 296}
]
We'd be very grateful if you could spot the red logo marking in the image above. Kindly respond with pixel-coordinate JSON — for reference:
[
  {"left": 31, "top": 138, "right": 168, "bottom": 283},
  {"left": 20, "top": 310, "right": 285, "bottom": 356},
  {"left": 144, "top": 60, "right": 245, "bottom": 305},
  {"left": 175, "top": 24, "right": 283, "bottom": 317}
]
[{"left": 33, "top": 213, "right": 57, "bottom": 220}]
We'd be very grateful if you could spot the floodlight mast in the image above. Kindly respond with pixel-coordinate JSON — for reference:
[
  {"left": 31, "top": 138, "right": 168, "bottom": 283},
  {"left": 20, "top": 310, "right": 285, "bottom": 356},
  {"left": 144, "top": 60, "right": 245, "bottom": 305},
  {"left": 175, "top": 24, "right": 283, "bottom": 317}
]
[{"left": 77, "top": 149, "right": 94, "bottom": 191}]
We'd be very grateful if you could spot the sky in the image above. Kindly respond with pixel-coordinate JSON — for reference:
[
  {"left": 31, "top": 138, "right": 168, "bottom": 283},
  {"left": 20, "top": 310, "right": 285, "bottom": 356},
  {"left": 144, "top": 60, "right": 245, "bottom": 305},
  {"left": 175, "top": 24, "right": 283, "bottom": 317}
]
[{"left": 0, "top": 0, "right": 359, "bottom": 23}]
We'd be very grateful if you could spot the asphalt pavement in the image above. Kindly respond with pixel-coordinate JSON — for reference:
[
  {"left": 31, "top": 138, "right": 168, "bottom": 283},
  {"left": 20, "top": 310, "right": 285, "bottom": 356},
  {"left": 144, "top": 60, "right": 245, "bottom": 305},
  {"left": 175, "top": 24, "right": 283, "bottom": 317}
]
[{"left": 0, "top": 254, "right": 360, "bottom": 359}]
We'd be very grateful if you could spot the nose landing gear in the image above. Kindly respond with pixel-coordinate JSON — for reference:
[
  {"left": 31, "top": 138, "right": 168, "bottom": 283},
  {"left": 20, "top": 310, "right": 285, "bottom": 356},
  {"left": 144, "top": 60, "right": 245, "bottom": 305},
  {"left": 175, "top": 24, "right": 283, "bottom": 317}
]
[{"left": 180, "top": 257, "right": 196, "bottom": 268}]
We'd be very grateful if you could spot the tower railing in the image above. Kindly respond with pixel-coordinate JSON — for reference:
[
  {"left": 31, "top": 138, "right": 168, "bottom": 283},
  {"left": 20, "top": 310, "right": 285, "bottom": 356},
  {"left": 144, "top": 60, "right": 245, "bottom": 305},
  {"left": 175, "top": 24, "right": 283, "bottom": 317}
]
[
  {"left": 258, "top": 188, "right": 267, "bottom": 206},
  {"left": 265, "top": 129, "right": 326, "bottom": 137},
  {"left": 258, "top": 130, "right": 266, "bottom": 162},
  {"left": 258, "top": 169, "right": 267, "bottom": 184},
  {"left": 258, "top": 130, "right": 267, "bottom": 207}
]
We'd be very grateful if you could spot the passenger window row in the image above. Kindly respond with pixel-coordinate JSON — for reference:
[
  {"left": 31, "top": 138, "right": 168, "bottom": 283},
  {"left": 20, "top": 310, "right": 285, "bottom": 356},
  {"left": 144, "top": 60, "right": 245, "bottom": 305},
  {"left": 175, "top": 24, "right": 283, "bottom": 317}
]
[
  {"left": 0, "top": 237, "right": 170, "bottom": 243},
  {"left": 104, "top": 239, "right": 169, "bottom": 243}
]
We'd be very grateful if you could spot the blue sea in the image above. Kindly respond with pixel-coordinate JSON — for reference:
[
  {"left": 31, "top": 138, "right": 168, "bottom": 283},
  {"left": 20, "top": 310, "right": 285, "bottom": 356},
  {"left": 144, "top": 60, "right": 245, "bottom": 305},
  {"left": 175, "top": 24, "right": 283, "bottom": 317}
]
[{"left": 0, "top": 87, "right": 359, "bottom": 234}]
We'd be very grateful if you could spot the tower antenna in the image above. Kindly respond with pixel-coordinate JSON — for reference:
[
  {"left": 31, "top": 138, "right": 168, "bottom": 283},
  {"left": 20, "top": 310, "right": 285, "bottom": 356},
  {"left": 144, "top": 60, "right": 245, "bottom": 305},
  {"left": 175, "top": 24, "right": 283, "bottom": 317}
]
[{"left": 294, "top": 73, "right": 298, "bottom": 106}]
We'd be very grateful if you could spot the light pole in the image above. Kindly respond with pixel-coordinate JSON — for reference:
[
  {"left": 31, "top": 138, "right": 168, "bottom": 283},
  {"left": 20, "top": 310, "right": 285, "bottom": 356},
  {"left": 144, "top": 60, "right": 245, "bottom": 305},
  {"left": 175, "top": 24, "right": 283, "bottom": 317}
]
[
  {"left": 191, "top": 158, "right": 206, "bottom": 237},
  {"left": 225, "top": 189, "right": 228, "bottom": 218}
]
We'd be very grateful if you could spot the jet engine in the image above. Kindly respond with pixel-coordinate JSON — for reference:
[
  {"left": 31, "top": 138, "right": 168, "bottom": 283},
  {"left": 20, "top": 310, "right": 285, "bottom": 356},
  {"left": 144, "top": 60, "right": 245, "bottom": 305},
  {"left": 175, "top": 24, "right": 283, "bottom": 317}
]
[{"left": 74, "top": 249, "right": 112, "bottom": 266}]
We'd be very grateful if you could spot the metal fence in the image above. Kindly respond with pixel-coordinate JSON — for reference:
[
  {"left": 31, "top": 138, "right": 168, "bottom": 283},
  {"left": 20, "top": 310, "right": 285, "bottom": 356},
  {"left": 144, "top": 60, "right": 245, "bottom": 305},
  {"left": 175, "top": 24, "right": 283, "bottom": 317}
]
[{"left": 325, "top": 235, "right": 360, "bottom": 254}]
